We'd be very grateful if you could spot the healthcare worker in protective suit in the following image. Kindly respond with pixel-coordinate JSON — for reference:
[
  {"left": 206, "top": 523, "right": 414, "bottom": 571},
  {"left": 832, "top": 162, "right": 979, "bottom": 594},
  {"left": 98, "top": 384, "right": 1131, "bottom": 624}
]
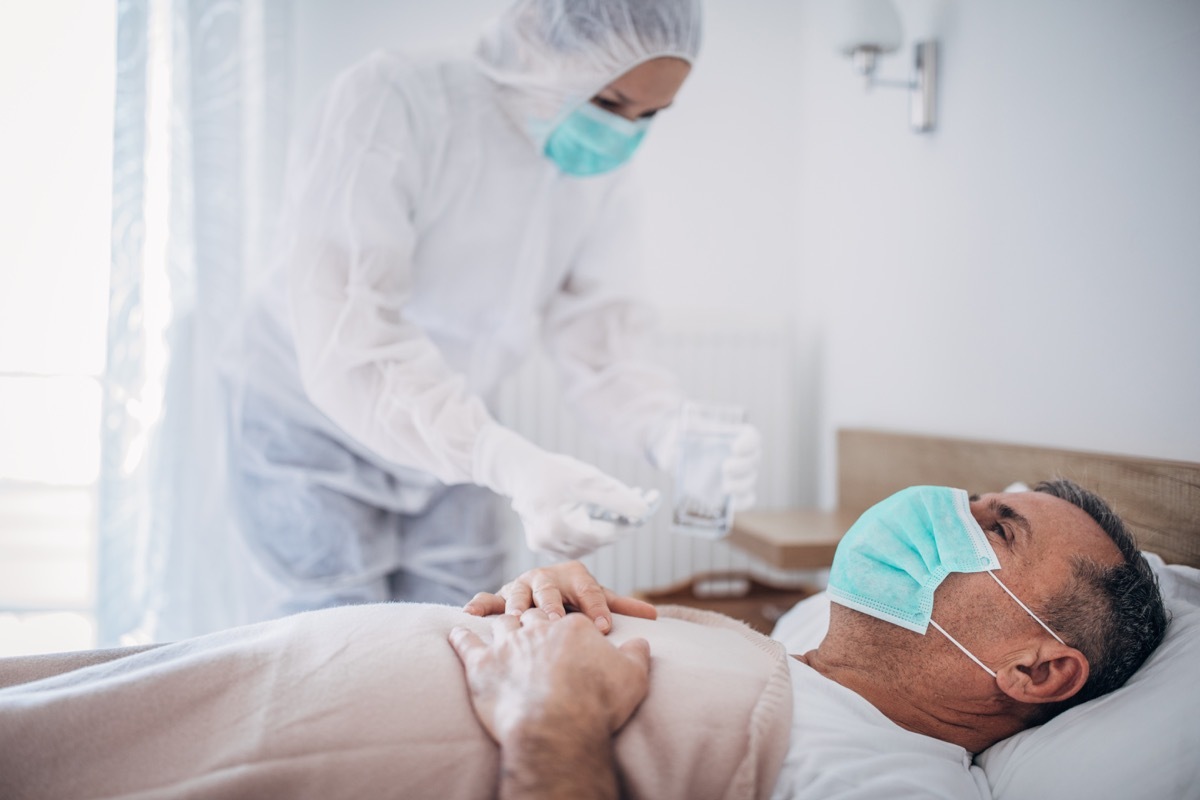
[{"left": 223, "top": 0, "right": 762, "bottom": 621}]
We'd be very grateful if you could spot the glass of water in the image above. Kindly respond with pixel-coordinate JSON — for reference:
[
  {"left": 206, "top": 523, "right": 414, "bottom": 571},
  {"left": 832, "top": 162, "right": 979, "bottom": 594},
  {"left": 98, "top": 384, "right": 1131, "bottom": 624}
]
[{"left": 671, "top": 402, "right": 746, "bottom": 538}]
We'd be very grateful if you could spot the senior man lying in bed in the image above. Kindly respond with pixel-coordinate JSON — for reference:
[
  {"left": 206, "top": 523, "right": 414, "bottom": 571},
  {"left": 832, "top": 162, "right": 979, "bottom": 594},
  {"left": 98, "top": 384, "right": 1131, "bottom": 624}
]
[{"left": 0, "top": 480, "right": 1167, "bottom": 800}]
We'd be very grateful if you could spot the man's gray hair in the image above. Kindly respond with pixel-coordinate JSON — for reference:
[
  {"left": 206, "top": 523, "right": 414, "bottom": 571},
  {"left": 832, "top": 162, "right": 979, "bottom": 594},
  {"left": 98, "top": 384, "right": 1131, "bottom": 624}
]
[{"left": 1033, "top": 479, "right": 1168, "bottom": 719}]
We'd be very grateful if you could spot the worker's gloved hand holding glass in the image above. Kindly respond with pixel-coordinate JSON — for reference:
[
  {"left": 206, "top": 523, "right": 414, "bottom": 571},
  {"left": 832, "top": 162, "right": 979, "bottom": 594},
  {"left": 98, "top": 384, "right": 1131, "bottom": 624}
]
[
  {"left": 650, "top": 404, "right": 763, "bottom": 517},
  {"left": 474, "top": 424, "right": 656, "bottom": 558},
  {"left": 722, "top": 425, "right": 763, "bottom": 510}
]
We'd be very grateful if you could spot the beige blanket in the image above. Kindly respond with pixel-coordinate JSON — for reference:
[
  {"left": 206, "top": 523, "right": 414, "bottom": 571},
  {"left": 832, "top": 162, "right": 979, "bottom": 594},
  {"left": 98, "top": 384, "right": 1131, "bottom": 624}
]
[{"left": 0, "top": 604, "right": 792, "bottom": 800}]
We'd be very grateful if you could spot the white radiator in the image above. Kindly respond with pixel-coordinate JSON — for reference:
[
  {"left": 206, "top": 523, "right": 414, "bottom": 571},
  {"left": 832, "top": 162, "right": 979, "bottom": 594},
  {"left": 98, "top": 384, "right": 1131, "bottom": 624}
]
[{"left": 495, "top": 317, "right": 812, "bottom": 595}]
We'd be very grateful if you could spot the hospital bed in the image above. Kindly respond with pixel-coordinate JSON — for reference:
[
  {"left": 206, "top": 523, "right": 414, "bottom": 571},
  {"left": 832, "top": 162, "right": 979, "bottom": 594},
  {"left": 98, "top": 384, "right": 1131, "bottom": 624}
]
[{"left": 0, "top": 429, "right": 1196, "bottom": 799}]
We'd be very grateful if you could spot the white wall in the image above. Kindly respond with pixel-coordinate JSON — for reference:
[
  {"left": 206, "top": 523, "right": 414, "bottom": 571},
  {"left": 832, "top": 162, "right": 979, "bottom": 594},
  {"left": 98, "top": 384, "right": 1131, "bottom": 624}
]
[
  {"left": 794, "top": 0, "right": 1200, "bottom": 504},
  {"left": 292, "top": 0, "right": 495, "bottom": 110}
]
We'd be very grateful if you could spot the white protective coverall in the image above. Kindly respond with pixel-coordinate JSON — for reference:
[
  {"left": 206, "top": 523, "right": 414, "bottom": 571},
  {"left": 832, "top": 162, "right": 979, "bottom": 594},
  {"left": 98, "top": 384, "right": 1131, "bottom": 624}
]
[{"left": 223, "top": 0, "right": 712, "bottom": 618}]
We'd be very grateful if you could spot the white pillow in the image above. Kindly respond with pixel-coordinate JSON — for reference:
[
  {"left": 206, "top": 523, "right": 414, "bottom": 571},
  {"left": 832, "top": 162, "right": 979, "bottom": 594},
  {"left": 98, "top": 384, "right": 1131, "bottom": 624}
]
[
  {"left": 769, "top": 553, "right": 1200, "bottom": 799},
  {"left": 770, "top": 589, "right": 831, "bottom": 654}
]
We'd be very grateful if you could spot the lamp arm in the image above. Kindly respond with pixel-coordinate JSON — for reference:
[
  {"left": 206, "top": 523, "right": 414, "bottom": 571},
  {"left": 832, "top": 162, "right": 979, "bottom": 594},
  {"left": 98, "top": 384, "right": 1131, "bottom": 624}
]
[{"left": 854, "top": 40, "right": 938, "bottom": 132}]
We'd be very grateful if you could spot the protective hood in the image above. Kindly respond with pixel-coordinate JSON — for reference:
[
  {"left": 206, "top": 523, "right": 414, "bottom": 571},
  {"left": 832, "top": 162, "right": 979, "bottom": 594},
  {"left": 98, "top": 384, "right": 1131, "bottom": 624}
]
[{"left": 475, "top": 0, "right": 703, "bottom": 148}]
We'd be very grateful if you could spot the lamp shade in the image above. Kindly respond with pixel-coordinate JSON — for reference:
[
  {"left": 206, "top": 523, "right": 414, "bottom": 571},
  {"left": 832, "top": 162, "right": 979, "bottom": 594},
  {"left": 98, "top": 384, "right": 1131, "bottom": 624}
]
[
  {"left": 829, "top": 0, "right": 903, "bottom": 56},
  {"left": 892, "top": 0, "right": 952, "bottom": 41}
]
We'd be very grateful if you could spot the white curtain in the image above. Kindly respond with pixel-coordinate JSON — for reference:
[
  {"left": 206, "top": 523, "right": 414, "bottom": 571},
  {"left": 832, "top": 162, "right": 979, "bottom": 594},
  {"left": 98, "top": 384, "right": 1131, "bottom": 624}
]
[{"left": 100, "top": 0, "right": 292, "bottom": 644}]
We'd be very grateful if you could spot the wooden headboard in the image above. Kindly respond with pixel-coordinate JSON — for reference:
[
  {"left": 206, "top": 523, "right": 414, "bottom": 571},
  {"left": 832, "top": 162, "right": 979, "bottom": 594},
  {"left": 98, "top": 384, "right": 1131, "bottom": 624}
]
[{"left": 837, "top": 429, "right": 1200, "bottom": 569}]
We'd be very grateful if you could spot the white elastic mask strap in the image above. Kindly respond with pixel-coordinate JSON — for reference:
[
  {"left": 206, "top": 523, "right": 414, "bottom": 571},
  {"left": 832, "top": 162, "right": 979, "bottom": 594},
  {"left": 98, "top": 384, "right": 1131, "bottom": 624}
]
[
  {"left": 987, "top": 571, "right": 1066, "bottom": 645},
  {"left": 930, "top": 619, "right": 997, "bottom": 678}
]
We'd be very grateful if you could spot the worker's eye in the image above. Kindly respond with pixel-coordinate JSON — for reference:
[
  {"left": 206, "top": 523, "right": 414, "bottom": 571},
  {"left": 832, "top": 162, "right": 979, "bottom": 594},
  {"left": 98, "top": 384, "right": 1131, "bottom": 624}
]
[
  {"left": 639, "top": 109, "right": 658, "bottom": 120},
  {"left": 594, "top": 96, "right": 621, "bottom": 111}
]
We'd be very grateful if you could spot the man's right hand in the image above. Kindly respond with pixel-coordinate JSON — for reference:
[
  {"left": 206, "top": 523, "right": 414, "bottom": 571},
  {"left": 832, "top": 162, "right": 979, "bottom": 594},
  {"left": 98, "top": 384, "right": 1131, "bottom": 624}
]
[
  {"left": 449, "top": 610, "right": 651, "bottom": 742},
  {"left": 463, "top": 560, "right": 657, "bottom": 634}
]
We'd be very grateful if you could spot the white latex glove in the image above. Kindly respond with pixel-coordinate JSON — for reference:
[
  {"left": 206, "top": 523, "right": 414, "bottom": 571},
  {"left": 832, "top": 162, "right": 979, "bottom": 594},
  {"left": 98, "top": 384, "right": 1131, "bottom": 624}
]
[
  {"left": 722, "top": 425, "right": 762, "bottom": 511},
  {"left": 473, "top": 424, "right": 656, "bottom": 558},
  {"left": 650, "top": 415, "right": 763, "bottom": 512}
]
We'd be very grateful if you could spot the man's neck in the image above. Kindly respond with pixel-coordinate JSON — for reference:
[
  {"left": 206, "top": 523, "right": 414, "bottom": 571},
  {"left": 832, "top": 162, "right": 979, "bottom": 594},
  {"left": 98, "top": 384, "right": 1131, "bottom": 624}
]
[{"left": 798, "top": 632, "right": 1028, "bottom": 754}]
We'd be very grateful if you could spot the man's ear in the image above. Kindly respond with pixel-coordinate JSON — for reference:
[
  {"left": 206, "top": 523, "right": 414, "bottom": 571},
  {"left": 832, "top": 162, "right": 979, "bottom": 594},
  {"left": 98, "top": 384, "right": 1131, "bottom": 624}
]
[{"left": 995, "top": 642, "right": 1090, "bottom": 705}]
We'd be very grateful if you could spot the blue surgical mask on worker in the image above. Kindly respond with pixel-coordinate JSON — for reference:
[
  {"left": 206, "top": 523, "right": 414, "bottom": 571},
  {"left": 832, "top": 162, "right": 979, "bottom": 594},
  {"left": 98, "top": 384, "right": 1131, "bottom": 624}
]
[
  {"left": 543, "top": 101, "right": 650, "bottom": 177},
  {"left": 827, "top": 486, "right": 1064, "bottom": 677}
]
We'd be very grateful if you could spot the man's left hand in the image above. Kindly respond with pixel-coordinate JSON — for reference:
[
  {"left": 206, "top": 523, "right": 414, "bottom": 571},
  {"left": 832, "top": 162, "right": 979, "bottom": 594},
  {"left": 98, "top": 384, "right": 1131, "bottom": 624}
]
[{"left": 463, "top": 560, "right": 657, "bottom": 634}]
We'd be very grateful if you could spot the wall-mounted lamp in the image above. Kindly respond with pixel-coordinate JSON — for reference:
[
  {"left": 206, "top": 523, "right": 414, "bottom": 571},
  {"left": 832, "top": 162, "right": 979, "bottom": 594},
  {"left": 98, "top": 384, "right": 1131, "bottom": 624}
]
[{"left": 832, "top": 0, "right": 950, "bottom": 133}]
